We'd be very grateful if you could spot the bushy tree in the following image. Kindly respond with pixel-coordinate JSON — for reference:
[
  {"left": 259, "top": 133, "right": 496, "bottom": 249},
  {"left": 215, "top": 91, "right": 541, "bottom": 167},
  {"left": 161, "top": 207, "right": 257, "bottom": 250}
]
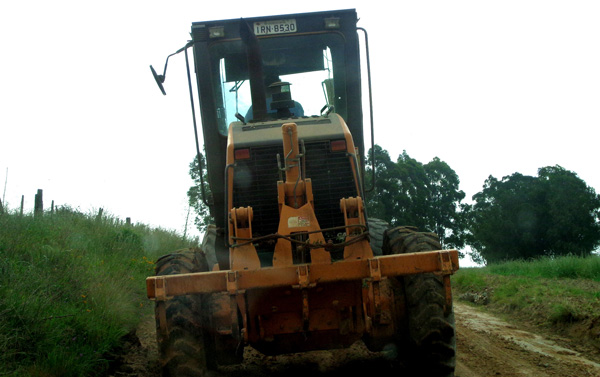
[
  {"left": 466, "top": 166, "right": 600, "bottom": 263},
  {"left": 537, "top": 166, "right": 600, "bottom": 256},
  {"left": 366, "top": 146, "right": 466, "bottom": 250}
]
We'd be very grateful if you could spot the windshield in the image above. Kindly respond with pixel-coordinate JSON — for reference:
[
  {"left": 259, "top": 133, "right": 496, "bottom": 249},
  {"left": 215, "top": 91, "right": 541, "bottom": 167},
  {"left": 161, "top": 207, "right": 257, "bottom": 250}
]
[{"left": 209, "top": 33, "right": 347, "bottom": 135}]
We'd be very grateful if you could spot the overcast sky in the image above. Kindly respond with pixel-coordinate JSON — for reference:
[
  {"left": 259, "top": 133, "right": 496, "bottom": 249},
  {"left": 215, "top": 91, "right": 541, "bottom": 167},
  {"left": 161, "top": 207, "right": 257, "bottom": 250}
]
[{"left": 2, "top": 1, "right": 599, "bottom": 265}]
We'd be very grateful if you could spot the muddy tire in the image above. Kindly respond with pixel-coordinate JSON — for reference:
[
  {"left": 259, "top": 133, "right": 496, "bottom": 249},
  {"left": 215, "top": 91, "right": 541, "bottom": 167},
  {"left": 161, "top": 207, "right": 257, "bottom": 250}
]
[
  {"left": 384, "top": 227, "right": 456, "bottom": 377},
  {"left": 367, "top": 218, "right": 389, "bottom": 256},
  {"left": 154, "top": 249, "right": 215, "bottom": 377}
]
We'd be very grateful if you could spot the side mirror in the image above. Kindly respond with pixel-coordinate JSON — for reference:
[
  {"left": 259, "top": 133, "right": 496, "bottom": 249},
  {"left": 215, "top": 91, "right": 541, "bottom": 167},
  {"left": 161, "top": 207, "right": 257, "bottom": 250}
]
[
  {"left": 150, "top": 43, "right": 191, "bottom": 96},
  {"left": 150, "top": 65, "right": 167, "bottom": 95}
]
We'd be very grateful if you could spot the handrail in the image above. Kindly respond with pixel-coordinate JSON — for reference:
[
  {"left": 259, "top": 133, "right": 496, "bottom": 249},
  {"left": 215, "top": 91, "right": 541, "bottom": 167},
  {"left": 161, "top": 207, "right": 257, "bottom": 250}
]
[{"left": 357, "top": 27, "right": 375, "bottom": 193}]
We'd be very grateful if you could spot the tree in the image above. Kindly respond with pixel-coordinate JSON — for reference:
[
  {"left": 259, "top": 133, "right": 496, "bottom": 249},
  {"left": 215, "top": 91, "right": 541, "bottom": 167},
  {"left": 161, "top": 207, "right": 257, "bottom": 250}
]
[
  {"left": 364, "top": 145, "right": 401, "bottom": 223},
  {"left": 537, "top": 166, "right": 600, "bottom": 256},
  {"left": 466, "top": 166, "right": 600, "bottom": 263},
  {"left": 394, "top": 150, "right": 430, "bottom": 230},
  {"left": 424, "top": 157, "right": 466, "bottom": 249},
  {"left": 187, "top": 154, "right": 213, "bottom": 232},
  {"left": 366, "top": 146, "right": 466, "bottom": 250},
  {"left": 466, "top": 174, "right": 543, "bottom": 263}
]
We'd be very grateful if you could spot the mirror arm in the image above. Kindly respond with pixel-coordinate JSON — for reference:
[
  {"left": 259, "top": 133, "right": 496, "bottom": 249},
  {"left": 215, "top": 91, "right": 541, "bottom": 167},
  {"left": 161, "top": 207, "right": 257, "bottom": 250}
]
[
  {"left": 184, "top": 47, "right": 211, "bottom": 208},
  {"left": 150, "top": 42, "right": 193, "bottom": 95}
]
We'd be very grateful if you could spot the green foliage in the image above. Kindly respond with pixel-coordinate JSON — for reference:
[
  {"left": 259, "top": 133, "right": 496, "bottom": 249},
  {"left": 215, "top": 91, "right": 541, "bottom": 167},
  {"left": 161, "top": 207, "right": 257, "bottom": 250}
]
[
  {"left": 188, "top": 154, "right": 214, "bottom": 232},
  {"left": 0, "top": 208, "right": 196, "bottom": 376},
  {"left": 364, "top": 146, "right": 399, "bottom": 224},
  {"left": 424, "top": 157, "right": 467, "bottom": 248},
  {"left": 365, "top": 145, "right": 466, "bottom": 250},
  {"left": 465, "top": 166, "right": 600, "bottom": 263}
]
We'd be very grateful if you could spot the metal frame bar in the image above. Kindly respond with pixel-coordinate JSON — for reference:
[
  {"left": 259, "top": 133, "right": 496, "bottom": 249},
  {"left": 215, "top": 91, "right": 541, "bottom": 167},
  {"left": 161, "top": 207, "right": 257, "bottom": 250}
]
[{"left": 147, "top": 249, "right": 459, "bottom": 301}]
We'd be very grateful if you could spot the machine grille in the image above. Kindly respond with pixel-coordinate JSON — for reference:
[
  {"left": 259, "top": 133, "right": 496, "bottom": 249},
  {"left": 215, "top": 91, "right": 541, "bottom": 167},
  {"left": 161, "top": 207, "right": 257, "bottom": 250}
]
[{"left": 232, "top": 141, "right": 357, "bottom": 241}]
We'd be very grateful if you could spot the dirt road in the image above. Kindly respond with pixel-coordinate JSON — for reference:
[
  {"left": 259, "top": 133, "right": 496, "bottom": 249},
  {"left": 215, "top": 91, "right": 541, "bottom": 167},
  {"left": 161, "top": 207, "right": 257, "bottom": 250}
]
[
  {"left": 454, "top": 303, "right": 600, "bottom": 377},
  {"left": 112, "top": 302, "right": 600, "bottom": 376}
]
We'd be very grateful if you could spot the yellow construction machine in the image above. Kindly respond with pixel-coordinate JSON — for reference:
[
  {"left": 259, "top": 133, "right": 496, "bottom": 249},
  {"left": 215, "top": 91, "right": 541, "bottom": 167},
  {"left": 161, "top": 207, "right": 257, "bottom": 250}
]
[{"left": 148, "top": 9, "right": 459, "bottom": 376}]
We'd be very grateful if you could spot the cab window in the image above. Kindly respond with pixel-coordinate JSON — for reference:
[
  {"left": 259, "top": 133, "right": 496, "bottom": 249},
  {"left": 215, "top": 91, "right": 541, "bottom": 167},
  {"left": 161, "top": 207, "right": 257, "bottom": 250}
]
[{"left": 209, "top": 33, "right": 346, "bottom": 135}]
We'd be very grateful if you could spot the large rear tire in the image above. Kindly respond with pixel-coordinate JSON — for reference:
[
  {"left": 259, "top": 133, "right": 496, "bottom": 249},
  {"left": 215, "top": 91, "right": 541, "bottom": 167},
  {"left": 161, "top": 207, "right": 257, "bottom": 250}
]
[
  {"left": 154, "top": 249, "right": 215, "bottom": 377},
  {"left": 367, "top": 217, "right": 389, "bottom": 256},
  {"left": 384, "top": 227, "right": 456, "bottom": 377}
]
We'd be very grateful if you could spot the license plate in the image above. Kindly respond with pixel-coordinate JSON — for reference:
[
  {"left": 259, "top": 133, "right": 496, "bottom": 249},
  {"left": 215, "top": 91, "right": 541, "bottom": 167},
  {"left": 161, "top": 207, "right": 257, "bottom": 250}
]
[{"left": 254, "top": 19, "right": 297, "bottom": 36}]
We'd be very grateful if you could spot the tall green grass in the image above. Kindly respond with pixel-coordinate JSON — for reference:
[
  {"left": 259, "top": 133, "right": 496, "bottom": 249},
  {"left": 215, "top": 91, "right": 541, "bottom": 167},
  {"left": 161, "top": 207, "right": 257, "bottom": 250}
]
[
  {"left": 483, "top": 255, "right": 600, "bottom": 281},
  {"left": 0, "top": 207, "right": 198, "bottom": 377},
  {"left": 455, "top": 255, "right": 600, "bottom": 286}
]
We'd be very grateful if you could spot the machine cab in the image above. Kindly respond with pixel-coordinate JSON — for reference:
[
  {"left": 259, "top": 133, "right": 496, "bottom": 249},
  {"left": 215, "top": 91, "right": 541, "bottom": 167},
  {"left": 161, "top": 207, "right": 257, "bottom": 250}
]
[{"left": 189, "top": 10, "right": 366, "bottom": 236}]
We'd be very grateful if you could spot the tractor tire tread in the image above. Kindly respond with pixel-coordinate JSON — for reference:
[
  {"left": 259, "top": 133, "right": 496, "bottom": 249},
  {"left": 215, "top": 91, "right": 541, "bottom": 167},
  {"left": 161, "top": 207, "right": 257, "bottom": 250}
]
[
  {"left": 368, "top": 217, "right": 389, "bottom": 256},
  {"left": 154, "top": 250, "right": 214, "bottom": 377},
  {"left": 384, "top": 226, "right": 456, "bottom": 377}
]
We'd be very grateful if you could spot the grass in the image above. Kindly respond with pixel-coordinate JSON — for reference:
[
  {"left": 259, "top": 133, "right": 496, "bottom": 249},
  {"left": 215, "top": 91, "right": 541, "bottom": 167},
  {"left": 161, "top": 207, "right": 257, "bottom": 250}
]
[
  {"left": 0, "top": 207, "right": 198, "bottom": 377},
  {"left": 452, "top": 254, "right": 600, "bottom": 348},
  {"left": 483, "top": 255, "right": 600, "bottom": 281}
]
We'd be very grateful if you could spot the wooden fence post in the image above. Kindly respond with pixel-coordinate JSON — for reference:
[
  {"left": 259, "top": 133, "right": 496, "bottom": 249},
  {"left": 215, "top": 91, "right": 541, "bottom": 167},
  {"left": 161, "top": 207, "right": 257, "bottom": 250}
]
[
  {"left": 126, "top": 217, "right": 131, "bottom": 226},
  {"left": 34, "top": 189, "right": 43, "bottom": 218},
  {"left": 20, "top": 195, "right": 24, "bottom": 216}
]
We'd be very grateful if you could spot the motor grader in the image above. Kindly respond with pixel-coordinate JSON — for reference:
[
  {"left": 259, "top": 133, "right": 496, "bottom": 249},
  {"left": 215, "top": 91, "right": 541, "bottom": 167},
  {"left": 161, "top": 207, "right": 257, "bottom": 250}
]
[{"left": 147, "top": 9, "right": 459, "bottom": 377}]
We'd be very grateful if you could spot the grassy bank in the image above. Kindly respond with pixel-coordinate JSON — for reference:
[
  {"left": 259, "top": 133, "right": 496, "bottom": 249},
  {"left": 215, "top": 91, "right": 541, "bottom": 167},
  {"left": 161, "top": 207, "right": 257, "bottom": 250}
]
[
  {"left": 0, "top": 208, "right": 197, "bottom": 377},
  {"left": 452, "top": 255, "right": 600, "bottom": 348}
]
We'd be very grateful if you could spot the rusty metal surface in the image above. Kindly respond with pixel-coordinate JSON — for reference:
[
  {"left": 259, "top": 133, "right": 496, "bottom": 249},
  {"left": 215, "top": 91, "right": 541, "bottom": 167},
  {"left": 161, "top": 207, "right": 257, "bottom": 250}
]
[{"left": 147, "top": 249, "right": 459, "bottom": 300}]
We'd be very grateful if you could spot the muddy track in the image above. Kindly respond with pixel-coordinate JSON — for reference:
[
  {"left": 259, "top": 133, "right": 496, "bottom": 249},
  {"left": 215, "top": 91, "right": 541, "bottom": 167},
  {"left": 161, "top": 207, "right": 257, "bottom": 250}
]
[
  {"left": 454, "top": 303, "right": 600, "bottom": 377},
  {"left": 109, "top": 302, "right": 600, "bottom": 377}
]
